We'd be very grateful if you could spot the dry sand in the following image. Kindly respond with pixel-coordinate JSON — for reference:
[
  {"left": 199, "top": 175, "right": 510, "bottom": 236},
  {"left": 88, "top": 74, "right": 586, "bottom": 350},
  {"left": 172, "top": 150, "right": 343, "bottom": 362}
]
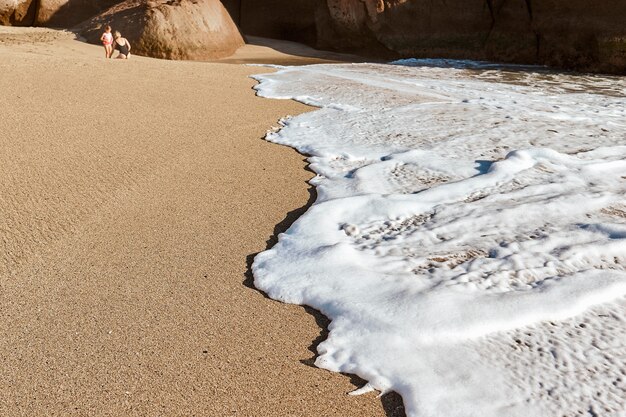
[{"left": 0, "top": 27, "right": 403, "bottom": 416}]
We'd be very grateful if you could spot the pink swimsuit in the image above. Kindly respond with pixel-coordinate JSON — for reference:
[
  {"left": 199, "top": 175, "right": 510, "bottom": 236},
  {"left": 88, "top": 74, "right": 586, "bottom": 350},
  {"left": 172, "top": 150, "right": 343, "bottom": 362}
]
[{"left": 102, "top": 32, "right": 113, "bottom": 46}]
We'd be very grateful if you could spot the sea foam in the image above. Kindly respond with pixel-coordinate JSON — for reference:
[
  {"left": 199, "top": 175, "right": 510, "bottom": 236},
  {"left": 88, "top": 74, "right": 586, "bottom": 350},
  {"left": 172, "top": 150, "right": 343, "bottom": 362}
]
[{"left": 252, "top": 62, "right": 626, "bottom": 417}]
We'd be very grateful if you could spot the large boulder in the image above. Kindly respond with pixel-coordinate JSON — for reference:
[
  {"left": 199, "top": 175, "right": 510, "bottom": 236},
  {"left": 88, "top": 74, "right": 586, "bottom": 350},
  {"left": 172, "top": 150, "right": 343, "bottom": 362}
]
[
  {"left": 0, "top": 0, "right": 37, "bottom": 25},
  {"left": 75, "top": 0, "right": 245, "bottom": 60}
]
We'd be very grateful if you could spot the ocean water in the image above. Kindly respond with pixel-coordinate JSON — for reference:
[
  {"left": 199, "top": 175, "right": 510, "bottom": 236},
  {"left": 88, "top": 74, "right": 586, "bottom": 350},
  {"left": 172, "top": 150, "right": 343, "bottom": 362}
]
[{"left": 251, "top": 61, "right": 626, "bottom": 417}]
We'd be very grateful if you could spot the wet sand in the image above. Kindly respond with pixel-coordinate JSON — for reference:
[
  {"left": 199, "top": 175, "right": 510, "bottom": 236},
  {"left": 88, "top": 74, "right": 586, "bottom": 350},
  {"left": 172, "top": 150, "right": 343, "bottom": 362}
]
[{"left": 0, "top": 27, "right": 403, "bottom": 416}]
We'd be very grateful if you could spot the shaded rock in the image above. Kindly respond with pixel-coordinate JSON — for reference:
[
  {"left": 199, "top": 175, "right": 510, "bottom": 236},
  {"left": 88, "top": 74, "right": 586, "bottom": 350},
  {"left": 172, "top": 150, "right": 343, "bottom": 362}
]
[
  {"left": 532, "top": 0, "right": 626, "bottom": 73},
  {"left": 313, "top": 0, "right": 626, "bottom": 73},
  {"left": 75, "top": 0, "right": 244, "bottom": 60},
  {"left": 314, "top": 0, "right": 390, "bottom": 55},
  {"left": 232, "top": 0, "right": 625, "bottom": 73},
  {"left": 319, "top": 0, "right": 494, "bottom": 58},
  {"left": 238, "top": 0, "right": 317, "bottom": 46},
  {"left": 0, "top": 0, "right": 37, "bottom": 26},
  {"left": 36, "top": 0, "right": 123, "bottom": 28}
]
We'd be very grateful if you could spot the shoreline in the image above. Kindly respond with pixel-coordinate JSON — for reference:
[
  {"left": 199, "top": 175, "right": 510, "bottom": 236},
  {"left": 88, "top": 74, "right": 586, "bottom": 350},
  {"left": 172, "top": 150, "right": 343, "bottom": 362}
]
[
  {"left": 249, "top": 58, "right": 626, "bottom": 417},
  {"left": 0, "top": 27, "right": 401, "bottom": 417}
]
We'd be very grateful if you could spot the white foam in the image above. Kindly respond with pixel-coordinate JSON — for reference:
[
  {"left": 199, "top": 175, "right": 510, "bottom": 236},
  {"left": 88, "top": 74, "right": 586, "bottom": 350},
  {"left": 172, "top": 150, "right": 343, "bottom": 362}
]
[{"left": 251, "top": 63, "right": 626, "bottom": 417}]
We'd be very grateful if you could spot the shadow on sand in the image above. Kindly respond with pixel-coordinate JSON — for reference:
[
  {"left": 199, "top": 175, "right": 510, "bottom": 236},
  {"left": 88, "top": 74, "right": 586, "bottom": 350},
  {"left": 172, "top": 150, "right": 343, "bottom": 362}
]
[{"left": 219, "top": 35, "right": 371, "bottom": 66}]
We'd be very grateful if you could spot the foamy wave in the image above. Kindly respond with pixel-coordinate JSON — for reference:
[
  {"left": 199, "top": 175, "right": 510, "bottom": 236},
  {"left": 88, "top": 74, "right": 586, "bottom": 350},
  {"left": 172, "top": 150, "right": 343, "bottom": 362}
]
[{"left": 252, "top": 63, "right": 626, "bottom": 417}]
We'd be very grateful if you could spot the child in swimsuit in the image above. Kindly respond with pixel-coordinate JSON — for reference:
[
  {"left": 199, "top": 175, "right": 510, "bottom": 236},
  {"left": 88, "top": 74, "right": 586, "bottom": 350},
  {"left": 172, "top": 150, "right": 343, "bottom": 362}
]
[{"left": 100, "top": 26, "right": 113, "bottom": 58}]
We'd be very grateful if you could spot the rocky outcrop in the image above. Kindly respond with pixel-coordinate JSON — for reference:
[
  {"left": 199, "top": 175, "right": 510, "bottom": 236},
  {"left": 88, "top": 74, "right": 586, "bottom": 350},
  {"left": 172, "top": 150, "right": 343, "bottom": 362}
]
[
  {"left": 231, "top": 0, "right": 625, "bottom": 73},
  {"left": 313, "top": 0, "right": 626, "bottom": 73},
  {"left": 0, "top": 0, "right": 37, "bottom": 25},
  {"left": 76, "top": 0, "right": 244, "bottom": 60}
]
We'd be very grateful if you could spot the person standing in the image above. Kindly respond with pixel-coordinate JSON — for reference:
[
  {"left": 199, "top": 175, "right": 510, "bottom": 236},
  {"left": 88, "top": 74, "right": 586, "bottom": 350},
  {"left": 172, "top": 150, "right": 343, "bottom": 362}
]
[{"left": 100, "top": 26, "right": 113, "bottom": 58}]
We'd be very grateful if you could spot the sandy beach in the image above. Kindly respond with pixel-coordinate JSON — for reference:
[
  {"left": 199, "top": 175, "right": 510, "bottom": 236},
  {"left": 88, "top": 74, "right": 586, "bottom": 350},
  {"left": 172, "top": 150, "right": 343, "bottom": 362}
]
[{"left": 0, "top": 27, "right": 402, "bottom": 417}]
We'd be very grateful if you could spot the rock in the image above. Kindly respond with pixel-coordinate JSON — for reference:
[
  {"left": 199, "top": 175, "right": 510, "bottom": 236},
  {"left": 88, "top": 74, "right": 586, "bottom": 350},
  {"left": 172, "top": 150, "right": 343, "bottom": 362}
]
[
  {"left": 238, "top": 0, "right": 317, "bottom": 45},
  {"left": 532, "top": 0, "right": 626, "bottom": 73},
  {"left": 315, "top": 0, "right": 391, "bottom": 55},
  {"left": 0, "top": 0, "right": 37, "bottom": 25},
  {"left": 75, "top": 0, "right": 244, "bottom": 60},
  {"left": 313, "top": 0, "right": 626, "bottom": 73},
  {"left": 234, "top": 0, "right": 625, "bottom": 73},
  {"left": 35, "top": 0, "right": 123, "bottom": 28}
]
